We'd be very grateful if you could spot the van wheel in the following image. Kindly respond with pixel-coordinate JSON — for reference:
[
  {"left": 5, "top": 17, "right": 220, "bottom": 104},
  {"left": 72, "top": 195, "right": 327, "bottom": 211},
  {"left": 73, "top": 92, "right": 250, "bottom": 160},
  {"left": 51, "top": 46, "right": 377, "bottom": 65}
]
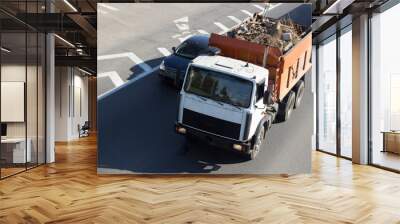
[
  {"left": 247, "top": 126, "right": 265, "bottom": 160},
  {"left": 276, "top": 90, "right": 296, "bottom": 122},
  {"left": 294, "top": 80, "right": 305, "bottom": 109}
]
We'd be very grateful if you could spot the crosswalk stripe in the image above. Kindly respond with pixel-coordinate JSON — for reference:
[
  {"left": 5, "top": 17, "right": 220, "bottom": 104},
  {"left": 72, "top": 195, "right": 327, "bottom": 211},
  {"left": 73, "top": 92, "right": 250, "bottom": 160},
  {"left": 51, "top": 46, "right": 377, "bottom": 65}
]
[
  {"left": 197, "top": 29, "right": 209, "bottom": 35},
  {"left": 241, "top": 10, "right": 254, "bottom": 17},
  {"left": 176, "top": 23, "right": 189, "bottom": 31},
  {"left": 157, "top": 48, "right": 171, "bottom": 57},
  {"left": 98, "top": 71, "right": 124, "bottom": 87},
  {"left": 98, "top": 3, "right": 119, "bottom": 11},
  {"left": 227, "top": 16, "right": 242, "bottom": 24},
  {"left": 174, "top": 16, "right": 188, "bottom": 23},
  {"left": 98, "top": 52, "right": 151, "bottom": 72},
  {"left": 98, "top": 66, "right": 160, "bottom": 100},
  {"left": 125, "top": 53, "right": 152, "bottom": 72},
  {"left": 253, "top": 4, "right": 265, "bottom": 11},
  {"left": 214, "top": 22, "right": 230, "bottom": 34},
  {"left": 269, "top": 3, "right": 282, "bottom": 10}
]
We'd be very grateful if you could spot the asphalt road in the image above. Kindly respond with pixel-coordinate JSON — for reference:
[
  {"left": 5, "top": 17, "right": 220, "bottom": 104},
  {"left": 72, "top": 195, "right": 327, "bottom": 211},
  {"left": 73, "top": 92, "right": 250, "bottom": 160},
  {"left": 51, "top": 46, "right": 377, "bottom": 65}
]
[{"left": 97, "top": 3, "right": 313, "bottom": 174}]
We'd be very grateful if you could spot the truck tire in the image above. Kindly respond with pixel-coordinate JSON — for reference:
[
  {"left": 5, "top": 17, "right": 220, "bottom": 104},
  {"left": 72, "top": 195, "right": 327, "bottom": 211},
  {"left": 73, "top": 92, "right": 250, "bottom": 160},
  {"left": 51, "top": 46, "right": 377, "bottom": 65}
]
[
  {"left": 294, "top": 80, "right": 305, "bottom": 109},
  {"left": 247, "top": 125, "right": 265, "bottom": 160},
  {"left": 276, "top": 90, "right": 296, "bottom": 122}
]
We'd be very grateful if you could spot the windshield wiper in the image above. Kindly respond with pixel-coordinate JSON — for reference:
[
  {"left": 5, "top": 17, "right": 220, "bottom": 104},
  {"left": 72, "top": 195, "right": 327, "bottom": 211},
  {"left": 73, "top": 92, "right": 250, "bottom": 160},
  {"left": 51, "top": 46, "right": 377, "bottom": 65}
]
[
  {"left": 231, "top": 104, "right": 241, "bottom": 110},
  {"left": 212, "top": 96, "right": 241, "bottom": 109},
  {"left": 197, "top": 95, "right": 208, "bottom": 102},
  {"left": 214, "top": 101, "right": 224, "bottom": 106}
]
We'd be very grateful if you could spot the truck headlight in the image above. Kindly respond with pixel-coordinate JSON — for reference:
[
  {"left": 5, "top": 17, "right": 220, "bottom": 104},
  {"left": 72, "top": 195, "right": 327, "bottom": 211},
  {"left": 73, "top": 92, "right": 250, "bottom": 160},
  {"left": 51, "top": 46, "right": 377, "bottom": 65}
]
[
  {"left": 159, "top": 61, "right": 165, "bottom": 71},
  {"left": 177, "top": 127, "right": 186, "bottom": 134}
]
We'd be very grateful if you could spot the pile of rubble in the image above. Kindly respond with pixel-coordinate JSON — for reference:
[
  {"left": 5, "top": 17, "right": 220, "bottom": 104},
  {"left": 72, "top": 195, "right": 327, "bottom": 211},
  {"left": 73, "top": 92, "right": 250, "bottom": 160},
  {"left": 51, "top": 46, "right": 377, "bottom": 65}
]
[{"left": 228, "top": 13, "right": 304, "bottom": 52}]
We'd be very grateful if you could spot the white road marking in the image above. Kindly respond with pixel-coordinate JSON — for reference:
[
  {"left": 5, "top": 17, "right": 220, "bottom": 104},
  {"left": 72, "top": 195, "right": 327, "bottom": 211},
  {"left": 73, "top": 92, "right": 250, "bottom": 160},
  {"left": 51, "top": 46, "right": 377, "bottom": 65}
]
[
  {"left": 174, "top": 16, "right": 188, "bottom": 23},
  {"left": 269, "top": 3, "right": 282, "bottom": 10},
  {"left": 214, "top": 22, "right": 230, "bottom": 34},
  {"left": 157, "top": 47, "right": 171, "bottom": 57},
  {"left": 253, "top": 4, "right": 265, "bottom": 11},
  {"left": 176, "top": 23, "right": 189, "bottom": 31},
  {"left": 98, "top": 3, "right": 119, "bottom": 11},
  {"left": 178, "top": 34, "right": 193, "bottom": 42},
  {"left": 98, "top": 66, "right": 160, "bottom": 100},
  {"left": 241, "top": 10, "right": 254, "bottom": 17},
  {"left": 98, "top": 52, "right": 152, "bottom": 72},
  {"left": 98, "top": 71, "right": 124, "bottom": 87},
  {"left": 262, "top": 3, "right": 282, "bottom": 13},
  {"left": 227, "top": 16, "right": 242, "bottom": 24},
  {"left": 197, "top": 29, "right": 209, "bottom": 35}
]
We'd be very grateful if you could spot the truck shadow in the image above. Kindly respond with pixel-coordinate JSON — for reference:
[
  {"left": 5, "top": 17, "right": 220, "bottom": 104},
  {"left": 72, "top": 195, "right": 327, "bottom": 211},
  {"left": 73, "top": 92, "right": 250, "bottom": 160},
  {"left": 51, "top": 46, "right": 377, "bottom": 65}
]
[
  {"left": 127, "top": 57, "right": 164, "bottom": 81},
  {"left": 98, "top": 58, "right": 249, "bottom": 174}
]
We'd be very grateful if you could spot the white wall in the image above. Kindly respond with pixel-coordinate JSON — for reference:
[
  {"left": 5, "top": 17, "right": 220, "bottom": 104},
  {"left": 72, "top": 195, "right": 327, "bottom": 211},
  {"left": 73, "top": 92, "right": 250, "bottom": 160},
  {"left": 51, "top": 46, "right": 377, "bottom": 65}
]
[
  {"left": 1, "top": 64, "right": 35, "bottom": 137},
  {"left": 1, "top": 63, "right": 46, "bottom": 164},
  {"left": 55, "top": 67, "right": 89, "bottom": 141}
]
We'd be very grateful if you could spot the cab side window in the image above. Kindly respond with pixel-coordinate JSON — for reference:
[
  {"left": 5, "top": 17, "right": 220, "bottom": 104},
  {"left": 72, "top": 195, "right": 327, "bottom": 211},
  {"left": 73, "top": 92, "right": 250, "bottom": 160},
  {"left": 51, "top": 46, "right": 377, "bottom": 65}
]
[{"left": 256, "top": 83, "right": 265, "bottom": 102}]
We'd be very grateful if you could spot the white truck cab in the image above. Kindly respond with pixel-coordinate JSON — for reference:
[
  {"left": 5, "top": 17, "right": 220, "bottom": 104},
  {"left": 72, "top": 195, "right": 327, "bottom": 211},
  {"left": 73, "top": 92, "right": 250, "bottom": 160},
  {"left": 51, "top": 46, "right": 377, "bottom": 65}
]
[{"left": 175, "top": 55, "right": 277, "bottom": 159}]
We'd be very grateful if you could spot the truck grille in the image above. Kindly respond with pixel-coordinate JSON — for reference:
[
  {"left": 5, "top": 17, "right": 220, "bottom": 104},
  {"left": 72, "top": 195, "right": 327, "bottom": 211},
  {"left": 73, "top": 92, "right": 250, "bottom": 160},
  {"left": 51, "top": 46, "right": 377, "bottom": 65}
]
[{"left": 182, "top": 108, "right": 241, "bottom": 140}]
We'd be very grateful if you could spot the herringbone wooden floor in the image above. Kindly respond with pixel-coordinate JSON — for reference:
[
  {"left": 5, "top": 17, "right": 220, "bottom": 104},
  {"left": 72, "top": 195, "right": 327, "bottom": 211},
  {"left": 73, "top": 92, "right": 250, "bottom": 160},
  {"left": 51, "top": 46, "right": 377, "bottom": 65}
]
[{"left": 1, "top": 135, "right": 400, "bottom": 224}]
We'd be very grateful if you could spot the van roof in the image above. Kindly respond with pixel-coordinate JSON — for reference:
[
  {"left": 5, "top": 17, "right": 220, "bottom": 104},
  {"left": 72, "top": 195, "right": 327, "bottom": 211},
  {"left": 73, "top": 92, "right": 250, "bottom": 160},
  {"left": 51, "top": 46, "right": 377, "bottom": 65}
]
[{"left": 192, "top": 55, "right": 268, "bottom": 83}]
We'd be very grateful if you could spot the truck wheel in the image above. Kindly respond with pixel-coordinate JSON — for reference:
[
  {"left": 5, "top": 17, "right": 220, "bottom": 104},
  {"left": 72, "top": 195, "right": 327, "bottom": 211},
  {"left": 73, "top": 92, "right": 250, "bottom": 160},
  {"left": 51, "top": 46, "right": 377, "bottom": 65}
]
[
  {"left": 294, "top": 80, "right": 305, "bottom": 109},
  {"left": 276, "top": 90, "right": 296, "bottom": 122},
  {"left": 247, "top": 126, "right": 265, "bottom": 160}
]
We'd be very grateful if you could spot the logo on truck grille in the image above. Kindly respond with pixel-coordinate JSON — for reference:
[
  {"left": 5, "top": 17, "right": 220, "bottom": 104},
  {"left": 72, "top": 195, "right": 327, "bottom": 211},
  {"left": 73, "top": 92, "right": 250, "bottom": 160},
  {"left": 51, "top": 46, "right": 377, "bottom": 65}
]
[{"left": 182, "top": 108, "right": 241, "bottom": 140}]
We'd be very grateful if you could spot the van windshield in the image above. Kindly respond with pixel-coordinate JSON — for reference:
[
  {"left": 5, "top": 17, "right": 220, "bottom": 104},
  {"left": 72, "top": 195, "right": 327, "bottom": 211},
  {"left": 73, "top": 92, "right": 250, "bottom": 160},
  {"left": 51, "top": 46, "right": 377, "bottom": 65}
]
[{"left": 184, "top": 66, "right": 253, "bottom": 108}]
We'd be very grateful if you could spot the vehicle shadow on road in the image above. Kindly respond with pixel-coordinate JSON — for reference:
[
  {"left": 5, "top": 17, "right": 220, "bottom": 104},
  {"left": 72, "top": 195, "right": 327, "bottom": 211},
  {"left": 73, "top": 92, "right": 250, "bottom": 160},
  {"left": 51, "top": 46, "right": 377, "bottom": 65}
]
[
  {"left": 127, "top": 57, "right": 164, "bottom": 81},
  {"left": 98, "top": 64, "right": 250, "bottom": 174}
]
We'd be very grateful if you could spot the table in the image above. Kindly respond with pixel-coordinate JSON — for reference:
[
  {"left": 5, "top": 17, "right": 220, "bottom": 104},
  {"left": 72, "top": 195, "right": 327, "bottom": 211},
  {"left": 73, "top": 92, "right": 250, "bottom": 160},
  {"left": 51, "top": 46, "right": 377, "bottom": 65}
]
[
  {"left": 1, "top": 138, "right": 31, "bottom": 163},
  {"left": 382, "top": 131, "right": 400, "bottom": 154}
]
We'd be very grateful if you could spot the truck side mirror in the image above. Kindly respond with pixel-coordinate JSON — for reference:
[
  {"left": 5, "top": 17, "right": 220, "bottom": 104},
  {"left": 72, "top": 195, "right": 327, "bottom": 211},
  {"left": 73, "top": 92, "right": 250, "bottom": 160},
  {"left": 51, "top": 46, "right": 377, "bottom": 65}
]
[
  {"left": 172, "top": 47, "right": 176, "bottom": 53},
  {"left": 263, "top": 90, "right": 274, "bottom": 105}
]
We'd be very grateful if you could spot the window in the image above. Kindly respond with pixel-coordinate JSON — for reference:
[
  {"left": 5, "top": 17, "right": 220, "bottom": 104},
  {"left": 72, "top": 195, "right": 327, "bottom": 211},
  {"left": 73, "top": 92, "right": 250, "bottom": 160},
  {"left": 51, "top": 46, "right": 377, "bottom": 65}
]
[
  {"left": 0, "top": 3, "right": 46, "bottom": 179},
  {"left": 339, "top": 26, "right": 352, "bottom": 158},
  {"left": 184, "top": 66, "right": 253, "bottom": 108},
  {"left": 370, "top": 3, "right": 400, "bottom": 171},
  {"left": 316, "top": 23, "right": 353, "bottom": 159},
  {"left": 317, "top": 35, "right": 337, "bottom": 155},
  {"left": 256, "top": 82, "right": 265, "bottom": 102},
  {"left": 175, "top": 40, "right": 207, "bottom": 59}
]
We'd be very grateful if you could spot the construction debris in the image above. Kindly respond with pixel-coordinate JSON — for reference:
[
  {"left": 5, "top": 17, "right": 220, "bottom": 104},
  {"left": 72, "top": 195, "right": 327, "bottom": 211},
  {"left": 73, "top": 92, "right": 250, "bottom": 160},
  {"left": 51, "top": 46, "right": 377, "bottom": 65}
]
[{"left": 228, "top": 13, "right": 304, "bottom": 52}]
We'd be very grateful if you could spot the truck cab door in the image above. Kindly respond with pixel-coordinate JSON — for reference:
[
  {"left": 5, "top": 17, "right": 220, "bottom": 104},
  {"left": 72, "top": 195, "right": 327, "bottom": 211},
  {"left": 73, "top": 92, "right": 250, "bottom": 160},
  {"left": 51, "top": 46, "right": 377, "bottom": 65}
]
[{"left": 250, "top": 82, "right": 267, "bottom": 137}]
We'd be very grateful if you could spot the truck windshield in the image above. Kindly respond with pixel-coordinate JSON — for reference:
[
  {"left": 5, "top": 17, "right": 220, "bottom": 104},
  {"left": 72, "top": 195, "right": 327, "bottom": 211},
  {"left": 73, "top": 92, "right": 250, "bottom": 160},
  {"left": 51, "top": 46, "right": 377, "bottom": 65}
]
[{"left": 184, "top": 66, "right": 253, "bottom": 108}]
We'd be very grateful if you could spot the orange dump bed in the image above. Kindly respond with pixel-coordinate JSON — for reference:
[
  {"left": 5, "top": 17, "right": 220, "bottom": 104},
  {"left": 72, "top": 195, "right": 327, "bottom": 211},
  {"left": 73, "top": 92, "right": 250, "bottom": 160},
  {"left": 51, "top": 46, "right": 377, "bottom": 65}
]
[{"left": 209, "top": 32, "right": 312, "bottom": 102}]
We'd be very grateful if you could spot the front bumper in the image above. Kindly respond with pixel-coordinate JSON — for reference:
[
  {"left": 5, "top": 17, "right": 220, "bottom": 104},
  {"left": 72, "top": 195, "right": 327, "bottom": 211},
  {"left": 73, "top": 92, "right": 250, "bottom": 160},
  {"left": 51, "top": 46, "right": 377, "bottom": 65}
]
[{"left": 175, "top": 122, "right": 251, "bottom": 153}]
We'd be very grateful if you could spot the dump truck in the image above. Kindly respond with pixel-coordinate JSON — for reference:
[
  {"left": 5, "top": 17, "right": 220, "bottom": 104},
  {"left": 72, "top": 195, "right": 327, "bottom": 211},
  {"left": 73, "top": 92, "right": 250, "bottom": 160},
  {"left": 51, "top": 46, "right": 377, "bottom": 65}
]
[{"left": 175, "top": 7, "right": 312, "bottom": 159}]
